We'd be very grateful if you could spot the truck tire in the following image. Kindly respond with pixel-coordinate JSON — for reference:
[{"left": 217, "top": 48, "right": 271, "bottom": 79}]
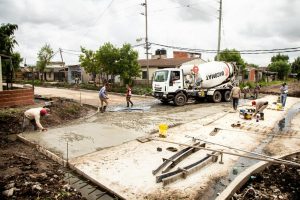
[
  {"left": 174, "top": 93, "right": 187, "bottom": 106},
  {"left": 212, "top": 91, "right": 222, "bottom": 103},
  {"left": 223, "top": 90, "right": 231, "bottom": 102}
]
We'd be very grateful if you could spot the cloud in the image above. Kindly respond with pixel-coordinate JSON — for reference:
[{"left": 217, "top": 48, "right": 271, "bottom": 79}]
[
  {"left": 1, "top": 0, "right": 300, "bottom": 66},
  {"left": 169, "top": 0, "right": 217, "bottom": 22}
]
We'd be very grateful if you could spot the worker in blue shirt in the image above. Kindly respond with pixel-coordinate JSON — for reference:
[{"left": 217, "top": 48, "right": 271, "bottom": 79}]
[{"left": 99, "top": 83, "right": 109, "bottom": 113}]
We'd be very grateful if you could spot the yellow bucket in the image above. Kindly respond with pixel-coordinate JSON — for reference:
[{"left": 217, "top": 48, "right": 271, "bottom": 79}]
[
  {"left": 276, "top": 103, "right": 283, "bottom": 110},
  {"left": 159, "top": 124, "right": 168, "bottom": 138}
]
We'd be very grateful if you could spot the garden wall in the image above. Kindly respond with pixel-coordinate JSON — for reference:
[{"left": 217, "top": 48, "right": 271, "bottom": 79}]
[{"left": 0, "top": 88, "right": 34, "bottom": 108}]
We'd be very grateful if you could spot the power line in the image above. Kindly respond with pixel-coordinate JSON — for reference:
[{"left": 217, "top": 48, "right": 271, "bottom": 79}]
[
  {"left": 149, "top": 42, "right": 300, "bottom": 54},
  {"left": 81, "top": 0, "right": 115, "bottom": 39}
]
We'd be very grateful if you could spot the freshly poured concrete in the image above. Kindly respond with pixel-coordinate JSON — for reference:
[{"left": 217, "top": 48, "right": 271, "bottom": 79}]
[
  {"left": 21, "top": 122, "right": 145, "bottom": 159},
  {"left": 69, "top": 96, "right": 300, "bottom": 199},
  {"left": 19, "top": 91, "right": 300, "bottom": 199}
]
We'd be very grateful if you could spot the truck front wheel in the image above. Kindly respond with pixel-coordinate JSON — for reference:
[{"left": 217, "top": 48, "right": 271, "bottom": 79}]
[
  {"left": 174, "top": 93, "right": 187, "bottom": 106},
  {"left": 223, "top": 90, "right": 231, "bottom": 102},
  {"left": 212, "top": 91, "right": 222, "bottom": 103}
]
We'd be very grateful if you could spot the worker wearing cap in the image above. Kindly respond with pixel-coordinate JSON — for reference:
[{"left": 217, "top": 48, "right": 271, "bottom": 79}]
[
  {"left": 23, "top": 107, "right": 50, "bottom": 131},
  {"left": 252, "top": 100, "right": 268, "bottom": 116}
]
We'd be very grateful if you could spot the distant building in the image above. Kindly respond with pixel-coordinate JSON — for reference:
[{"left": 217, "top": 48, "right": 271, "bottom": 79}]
[
  {"left": 136, "top": 50, "right": 205, "bottom": 85},
  {"left": 44, "top": 61, "right": 66, "bottom": 82}
]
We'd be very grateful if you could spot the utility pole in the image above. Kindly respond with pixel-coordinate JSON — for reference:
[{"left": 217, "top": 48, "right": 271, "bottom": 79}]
[
  {"left": 59, "top": 48, "right": 67, "bottom": 82},
  {"left": 217, "top": 0, "right": 222, "bottom": 61},
  {"left": 142, "top": 0, "right": 150, "bottom": 86}
]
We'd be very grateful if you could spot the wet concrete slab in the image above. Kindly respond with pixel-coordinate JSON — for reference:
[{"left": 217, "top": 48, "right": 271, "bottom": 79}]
[
  {"left": 69, "top": 96, "right": 300, "bottom": 199},
  {"left": 20, "top": 122, "right": 145, "bottom": 159}
]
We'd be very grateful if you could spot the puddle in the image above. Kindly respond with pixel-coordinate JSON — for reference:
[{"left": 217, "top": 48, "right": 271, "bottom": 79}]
[
  {"left": 208, "top": 102, "right": 300, "bottom": 199},
  {"left": 110, "top": 105, "right": 151, "bottom": 112}
]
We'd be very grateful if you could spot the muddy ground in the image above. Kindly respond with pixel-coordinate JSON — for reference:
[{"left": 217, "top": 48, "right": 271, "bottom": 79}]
[
  {"left": 260, "top": 81, "right": 300, "bottom": 97},
  {"left": 0, "top": 136, "right": 86, "bottom": 199},
  {"left": 0, "top": 97, "right": 91, "bottom": 134},
  {"left": 0, "top": 98, "right": 92, "bottom": 199},
  {"left": 234, "top": 153, "right": 300, "bottom": 200}
]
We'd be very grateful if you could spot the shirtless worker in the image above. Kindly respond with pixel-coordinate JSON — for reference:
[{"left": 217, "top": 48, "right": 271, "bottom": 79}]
[{"left": 23, "top": 107, "right": 50, "bottom": 132}]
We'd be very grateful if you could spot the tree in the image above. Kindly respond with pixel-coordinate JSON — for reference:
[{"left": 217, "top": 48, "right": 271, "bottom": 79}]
[
  {"left": 11, "top": 52, "right": 23, "bottom": 70},
  {"left": 291, "top": 57, "right": 300, "bottom": 73},
  {"left": 80, "top": 43, "right": 141, "bottom": 85},
  {"left": 36, "top": 44, "right": 54, "bottom": 82},
  {"left": 117, "top": 43, "right": 140, "bottom": 84},
  {"left": 268, "top": 54, "right": 291, "bottom": 80},
  {"left": 0, "top": 23, "right": 22, "bottom": 86},
  {"left": 215, "top": 49, "right": 245, "bottom": 69},
  {"left": 0, "top": 23, "right": 18, "bottom": 55},
  {"left": 79, "top": 47, "right": 99, "bottom": 83},
  {"left": 271, "top": 54, "right": 289, "bottom": 63},
  {"left": 96, "top": 42, "right": 119, "bottom": 82},
  {"left": 268, "top": 60, "right": 290, "bottom": 80}
]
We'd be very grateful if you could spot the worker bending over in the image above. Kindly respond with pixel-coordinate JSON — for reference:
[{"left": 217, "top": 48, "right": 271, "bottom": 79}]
[
  {"left": 252, "top": 100, "right": 268, "bottom": 116},
  {"left": 23, "top": 107, "right": 50, "bottom": 132}
]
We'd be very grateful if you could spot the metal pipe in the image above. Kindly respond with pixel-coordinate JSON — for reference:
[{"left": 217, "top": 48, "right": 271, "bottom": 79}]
[
  {"left": 186, "top": 135, "right": 298, "bottom": 166},
  {"left": 219, "top": 127, "right": 300, "bottom": 139},
  {"left": 152, "top": 138, "right": 300, "bottom": 167}
]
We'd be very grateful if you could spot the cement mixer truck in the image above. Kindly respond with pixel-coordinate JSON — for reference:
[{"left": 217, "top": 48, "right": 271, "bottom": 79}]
[{"left": 152, "top": 61, "right": 238, "bottom": 106}]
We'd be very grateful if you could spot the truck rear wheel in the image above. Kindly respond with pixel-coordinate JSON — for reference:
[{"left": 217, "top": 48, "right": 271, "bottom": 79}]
[
  {"left": 174, "top": 93, "right": 187, "bottom": 106},
  {"left": 212, "top": 91, "right": 222, "bottom": 103},
  {"left": 223, "top": 90, "right": 231, "bottom": 102}
]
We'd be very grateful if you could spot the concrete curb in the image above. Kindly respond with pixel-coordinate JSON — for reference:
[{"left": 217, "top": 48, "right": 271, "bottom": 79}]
[
  {"left": 216, "top": 150, "right": 300, "bottom": 200},
  {"left": 17, "top": 134, "right": 126, "bottom": 200}
]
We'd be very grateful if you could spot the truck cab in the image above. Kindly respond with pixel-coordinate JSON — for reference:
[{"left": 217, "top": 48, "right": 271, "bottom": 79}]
[{"left": 152, "top": 69, "right": 187, "bottom": 105}]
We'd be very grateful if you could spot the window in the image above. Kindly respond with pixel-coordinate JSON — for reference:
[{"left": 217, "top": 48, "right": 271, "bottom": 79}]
[
  {"left": 153, "top": 70, "right": 169, "bottom": 82},
  {"left": 48, "top": 73, "right": 51, "bottom": 78},
  {"left": 171, "top": 71, "right": 180, "bottom": 81},
  {"left": 244, "top": 71, "right": 249, "bottom": 80},
  {"left": 71, "top": 71, "right": 81, "bottom": 79},
  {"left": 142, "top": 71, "right": 147, "bottom": 79}
]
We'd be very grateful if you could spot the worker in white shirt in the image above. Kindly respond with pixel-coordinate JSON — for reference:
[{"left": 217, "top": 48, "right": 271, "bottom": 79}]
[{"left": 23, "top": 107, "right": 50, "bottom": 132}]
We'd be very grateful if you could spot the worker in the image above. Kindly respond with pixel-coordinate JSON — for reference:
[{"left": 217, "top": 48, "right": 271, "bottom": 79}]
[
  {"left": 280, "top": 82, "right": 288, "bottom": 107},
  {"left": 254, "top": 84, "right": 261, "bottom": 99},
  {"left": 230, "top": 84, "right": 241, "bottom": 111},
  {"left": 242, "top": 86, "right": 250, "bottom": 99},
  {"left": 252, "top": 100, "right": 268, "bottom": 116},
  {"left": 98, "top": 83, "right": 109, "bottom": 113},
  {"left": 126, "top": 84, "right": 133, "bottom": 108},
  {"left": 23, "top": 107, "right": 50, "bottom": 132}
]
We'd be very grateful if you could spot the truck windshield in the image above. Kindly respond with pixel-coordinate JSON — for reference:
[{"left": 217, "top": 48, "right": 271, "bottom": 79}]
[{"left": 154, "top": 70, "right": 169, "bottom": 82}]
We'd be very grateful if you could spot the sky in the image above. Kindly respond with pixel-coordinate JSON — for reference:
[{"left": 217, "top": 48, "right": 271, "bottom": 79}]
[{"left": 1, "top": 0, "right": 300, "bottom": 66}]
